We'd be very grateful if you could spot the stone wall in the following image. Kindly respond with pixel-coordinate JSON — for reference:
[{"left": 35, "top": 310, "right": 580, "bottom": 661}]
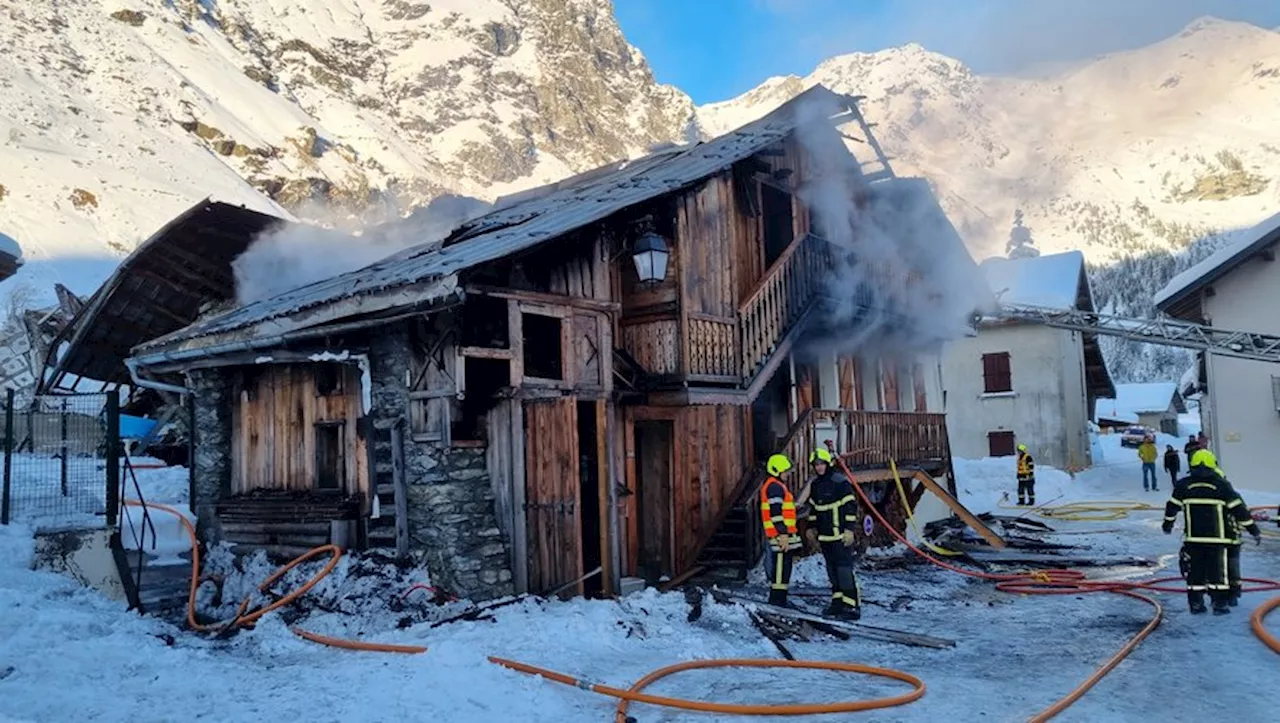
[
  {"left": 367, "top": 322, "right": 514, "bottom": 600},
  {"left": 404, "top": 447, "right": 513, "bottom": 599},
  {"left": 185, "top": 367, "right": 232, "bottom": 543}
]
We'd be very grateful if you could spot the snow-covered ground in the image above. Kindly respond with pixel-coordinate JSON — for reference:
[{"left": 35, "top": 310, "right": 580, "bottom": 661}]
[{"left": 2, "top": 435, "right": 1279, "bottom": 723}]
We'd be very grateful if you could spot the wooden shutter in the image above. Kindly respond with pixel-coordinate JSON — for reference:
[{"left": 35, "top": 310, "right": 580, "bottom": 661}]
[
  {"left": 988, "top": 431, "right": 1016, "bottom": 457},
  {"left": 881, "top": 361, "right": 900, "bottom": 411},
  {"left": 981, "top": 352, "right": 1012, "bottom": 394},
  {"left": 838, "top": 356, "right": 856, "bottom": 408},
  {"left": 912, "top": 363, "right": 928, "bottom": 412}
]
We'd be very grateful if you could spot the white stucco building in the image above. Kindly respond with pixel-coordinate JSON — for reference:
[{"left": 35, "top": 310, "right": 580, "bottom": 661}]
[
  {"left": 941, "top": 251, "right": 1115, "bottom": 470},
  {"left": 1156, "top": 211, "right": 1280, "bottom": 493}
]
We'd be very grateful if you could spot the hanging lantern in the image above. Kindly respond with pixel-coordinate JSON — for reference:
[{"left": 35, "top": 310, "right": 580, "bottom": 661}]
[{"left": 631, "top": 231, "right": 669, "bottom": 284}]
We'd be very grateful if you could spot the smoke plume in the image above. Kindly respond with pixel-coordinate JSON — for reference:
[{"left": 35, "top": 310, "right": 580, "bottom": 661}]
[
  {"left": 232, "top": 194, "right": 491, "bottom": 306},
  {"left": 790, "top": 95, "right": 990, "bottom": 359}
]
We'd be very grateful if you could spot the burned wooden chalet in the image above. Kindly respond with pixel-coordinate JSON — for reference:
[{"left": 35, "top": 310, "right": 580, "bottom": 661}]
[{"left": 116, "top": 85, "right": 981, "bottom": 600}]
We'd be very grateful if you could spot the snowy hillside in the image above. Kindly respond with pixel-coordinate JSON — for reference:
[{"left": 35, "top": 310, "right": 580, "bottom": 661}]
[
  {"left": 0, "top": 0, "right": 693, "bottom": 302},
  {"left": 698, "top": 18, "right": 1280, "bottom": 264}
]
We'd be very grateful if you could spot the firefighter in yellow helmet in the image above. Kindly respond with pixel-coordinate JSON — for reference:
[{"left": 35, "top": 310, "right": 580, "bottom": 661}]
[
  {"left": 759, "top": 454, "right": 800, "bottom": 606},
  {"left": 802, "top": 448, "right": 862, "bottom": 620},
  {"left": 1164, "top": 448, "right": 1260, "bottom": 614},
  {"left": 1016, "top": 443, "right": 1036, "bottom": 506}
]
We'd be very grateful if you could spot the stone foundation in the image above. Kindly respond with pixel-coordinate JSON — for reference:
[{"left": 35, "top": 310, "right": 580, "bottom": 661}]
[
  {"left": 368, "top": 323, "right": 514, "bottom": 600},
  {"left": 404, "top": 446, "right": 514, "bottom": 599},
  {"left": 186, "top": 368, "right": 232, "bottom": 543}
]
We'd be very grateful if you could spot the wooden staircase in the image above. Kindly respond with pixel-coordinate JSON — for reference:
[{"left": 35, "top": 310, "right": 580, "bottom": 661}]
[
  {"left": 366, "top": 417, "right": 409, "bottom": 558},
  {"left": 691, "top": 408, "right": 954, "bottom": 580}
]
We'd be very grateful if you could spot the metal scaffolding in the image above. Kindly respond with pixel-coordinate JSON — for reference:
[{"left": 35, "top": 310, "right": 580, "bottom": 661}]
[{"left": 987, "top": 304, "right": 1280, "bottom": 365}]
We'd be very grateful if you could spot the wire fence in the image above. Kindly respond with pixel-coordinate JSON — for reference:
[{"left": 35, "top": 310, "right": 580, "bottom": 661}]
[{"left": 1, "top": 389, "right": 119, "bottom": 529}]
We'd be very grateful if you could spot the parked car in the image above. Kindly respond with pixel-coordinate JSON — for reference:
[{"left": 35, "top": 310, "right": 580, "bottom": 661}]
[{"left": 1120, "top": 426, "right": 1152, "bottom": 448}]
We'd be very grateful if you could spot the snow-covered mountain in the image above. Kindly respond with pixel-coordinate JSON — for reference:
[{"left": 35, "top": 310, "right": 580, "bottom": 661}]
[
  {"left": 0, "top": 0, "right": 693, "bottom": 299},
  {"left": 1, "top": 6, "right": 1278, "bottom": 373},
  {"left": 699, "top": 17, "right": 1280, "bottom": 264}
]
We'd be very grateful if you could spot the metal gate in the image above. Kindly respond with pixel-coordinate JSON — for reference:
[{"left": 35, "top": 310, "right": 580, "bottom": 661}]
[{"left": 1, "top": 388, "right": 119, "bottom": 528}]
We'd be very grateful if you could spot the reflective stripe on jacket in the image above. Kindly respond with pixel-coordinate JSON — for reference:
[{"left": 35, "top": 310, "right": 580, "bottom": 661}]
[
  {"left": 1016, "top": 452, "right": 1034, "bottom": 481},
  {"left": 1165, "top": 469, "right": 1260, "bottom": 544},
  {"left": 759, "top": 477, "right": 797, "bottom": 538}
]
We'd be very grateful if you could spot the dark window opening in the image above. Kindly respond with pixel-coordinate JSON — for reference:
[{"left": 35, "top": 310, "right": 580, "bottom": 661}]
[
  {"left": 315, "top": 422, "right": 346, "bottom": 490},
  {"left": 523, "top": 313, "right": 563, "bottom": 379},
  {"left": 982, "top": 352, "right": 1013, "bottom": 394},
  {"left": 315, "top": 363, "right": 344, "bottom": 397},
  {"left": 988, "top": 431, "right": 1016, "bottom": 457},
  {"left": 634, "top": 419, "right": 674, "bottom": 584},
  {"left": 577, "top": 401, "right": 603, "bottom": 598},
  {"left": 452, "top": 357, "right": 509, "bottom": 443},
  {"left": 761, "top": 183, "right": 794, "bottom": 268},
  {"left": 461, "top": 295, "right": 510, "bottom": 348}
]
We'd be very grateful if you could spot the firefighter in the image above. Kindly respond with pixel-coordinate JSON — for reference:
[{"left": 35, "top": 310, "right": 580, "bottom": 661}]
[
  {"left": 802, "top": 448, "right": 862, "bottom": 620},
  {"left": 1163, "top": 448, "right": 1261, "bottom": 614},
  {"left": 759, "top": 454, "right": 800, "bottom": 606},
  {"left": 1183, "top": 435, "right": 1199, "bottom": 466},
  {"left": 1016, "top": 443, "right": 1036, "bottom": 506}
]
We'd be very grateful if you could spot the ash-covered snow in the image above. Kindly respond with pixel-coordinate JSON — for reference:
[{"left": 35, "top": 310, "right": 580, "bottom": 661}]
[{"left": 2, "top": 435, "right": 1280, "bottom": 721}]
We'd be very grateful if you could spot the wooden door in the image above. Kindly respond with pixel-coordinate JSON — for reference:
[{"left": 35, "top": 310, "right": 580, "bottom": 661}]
[
  {"left": 523, "top": 397, "right": 583, "bottom": 595},
  {"left": 634, "top": 419, "right": 674, "bottom": 582}
]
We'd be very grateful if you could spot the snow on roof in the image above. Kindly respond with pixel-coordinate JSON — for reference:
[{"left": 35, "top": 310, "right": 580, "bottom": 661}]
[
  {"left": 1154, "top": 210, "right": 1280, "bottom": 309},
  {"left": 0, "top": 232, "right": 23, "bottom": 261},
  {"left": 135, "top": 86, "right": 858, "bottom": 354},
  {"left": 1095, "top": 382, "right": 1178, "bottom": 422},
  {"left": 980, "top": 251, "right": 1084, "bottom": 310},
  {"left": 1179, "top": 362, "right": 1200, "bottom": 398}
]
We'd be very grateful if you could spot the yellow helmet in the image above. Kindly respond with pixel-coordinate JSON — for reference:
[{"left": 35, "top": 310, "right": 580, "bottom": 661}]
[
  {"left": 809, "top": 448, "right": 833, "bottom": 465},
  {"left": 1017, "top": 443, "right": 1027, "bottom": 452},
  {"left": 766, "top": 454, "right": 792, "bottom": 477},
  {"left": 1190, "top": 448, "right": 1217, "bottom": 468}
]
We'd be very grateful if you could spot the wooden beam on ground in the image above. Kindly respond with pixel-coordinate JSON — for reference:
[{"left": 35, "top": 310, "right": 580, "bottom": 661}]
[
  {"left": 850, "top": 468, "right": 1007, "bottom": 550},
  {"left": 717, "top": 592, "right": 956, "bottom": 649}
]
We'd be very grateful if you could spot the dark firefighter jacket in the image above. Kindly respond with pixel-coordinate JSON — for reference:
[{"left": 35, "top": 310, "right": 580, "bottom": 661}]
[
  {"left": 1016, "top": 451, "right": 1035, "bottom": 482},
  {"left": 806, "top": 469, "right": 859, "bottom": 543},
  {"left": 1164, "top": 467, "right": 1260, "bottom": 544}
]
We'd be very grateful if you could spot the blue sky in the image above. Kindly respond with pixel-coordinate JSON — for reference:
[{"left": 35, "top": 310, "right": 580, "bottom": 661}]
[{"left": 614, "top": 0, "right": 1280, "bottom": 104}]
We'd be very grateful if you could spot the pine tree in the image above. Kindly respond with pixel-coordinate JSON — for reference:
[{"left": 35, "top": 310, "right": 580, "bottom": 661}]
[{"left": 1006, "top": 210, "right": 1040, "bottom": 259}]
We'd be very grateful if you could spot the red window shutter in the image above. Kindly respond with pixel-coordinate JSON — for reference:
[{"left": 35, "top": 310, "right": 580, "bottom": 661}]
[{"left": 882, "top": 361, "right": 899, "bottom": 411}]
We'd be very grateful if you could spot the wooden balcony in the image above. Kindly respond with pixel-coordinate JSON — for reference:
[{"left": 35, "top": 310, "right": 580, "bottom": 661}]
[{"left": 781, "top": 409, "right": 953, "bottom": 485}]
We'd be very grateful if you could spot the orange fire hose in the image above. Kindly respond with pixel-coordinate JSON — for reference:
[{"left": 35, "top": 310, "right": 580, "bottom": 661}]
[
  {"left": 489, "top": 656, "right": 925, "bottom": 722},
  {"left": 123, "top": 500, "right": 426, "bottom": 653}
]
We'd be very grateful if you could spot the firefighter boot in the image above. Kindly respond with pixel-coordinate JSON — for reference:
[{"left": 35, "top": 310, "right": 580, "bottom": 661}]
[
  {"left": 1188, "top": 590, "right": 1207, "bottom": 614},
  {"left": 767, "top": 589, "right": 789, "bottom": 607},
  {"left": 1212, "top": 592, "right": 1231, "bottom": 615}
]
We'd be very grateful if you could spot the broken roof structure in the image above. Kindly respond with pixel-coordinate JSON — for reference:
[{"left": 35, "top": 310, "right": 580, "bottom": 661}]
[
  {"left": 978, "top": 250, "right": 1115, "bottom": 400},
  {"left": 1155, "top": 210, "right": 1280, "bottom": 322},
  {"left": 130, "top": 85, "right": 881, "bottom": 368},
  {"left": 40, "top": 200, "right": 294, "bottom": 392}
]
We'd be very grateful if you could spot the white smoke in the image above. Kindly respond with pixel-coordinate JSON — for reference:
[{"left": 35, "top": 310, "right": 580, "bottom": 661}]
[
  {"left": 232, "top": 194, "right": 491, "bottom": 306},
  {"left": 790, "top": 95, "right": 990, "bottom": 359}
]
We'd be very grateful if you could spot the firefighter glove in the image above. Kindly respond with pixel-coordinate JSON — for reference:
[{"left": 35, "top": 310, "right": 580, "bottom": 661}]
[
  {"left": 772, "top": 534, "right": 793, "bottom": 551},
  {"left": 804, "top": 528, "right": 819, "bottom": 544},
  {"left": 1253, "top": 530, "right": 1263, "bottom": 546},
  {"left": 842, "top": 530, "right": 855, "bottom": 547},
  {"left": 1161, "top": 520, "right": 1174, "bottom": 534}
]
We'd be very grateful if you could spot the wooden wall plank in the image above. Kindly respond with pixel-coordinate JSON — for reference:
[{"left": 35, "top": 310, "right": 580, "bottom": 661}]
[{"left": 596, "top": 400, "right": 613, "bottom": 595}]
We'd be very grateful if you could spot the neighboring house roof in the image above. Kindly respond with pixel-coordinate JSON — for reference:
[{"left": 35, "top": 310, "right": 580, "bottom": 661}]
[
  {"left": 1095, "top": 409, "right": 1140, "bottom": 425},
  {"left": 1154, "top": 210, "right": 1280, "bottom": 321},
  {"left": 135, "top": 84, "right": 861, "bottom": 359},
  {"left": 976, "top": 250, "right": 1115, "bottom": 399},
  {"left": 40, "top": 200, "right": 293, "bottom": 389},
  {"left": 981, "top": 250, "right": 1088, "bottom": 310},
  {"left": 1095, "top": 382, "right": 1181, "bottom": 423}
]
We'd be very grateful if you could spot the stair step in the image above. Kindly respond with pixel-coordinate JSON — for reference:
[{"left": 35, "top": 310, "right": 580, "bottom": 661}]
[{"left": 367, "top": 527, "right": 396, "bottom": 541}]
